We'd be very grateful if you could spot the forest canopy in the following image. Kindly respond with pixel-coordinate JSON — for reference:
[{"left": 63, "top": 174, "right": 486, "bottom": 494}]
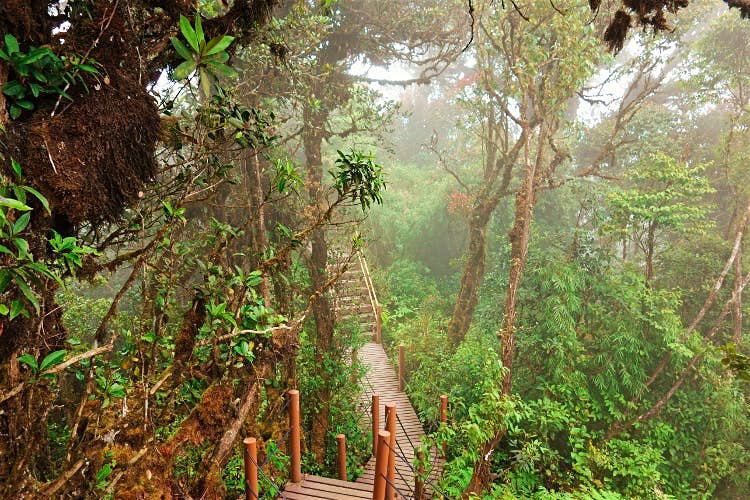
[{"left": 0, "top": 0, "right": 749, "bottom": 498}]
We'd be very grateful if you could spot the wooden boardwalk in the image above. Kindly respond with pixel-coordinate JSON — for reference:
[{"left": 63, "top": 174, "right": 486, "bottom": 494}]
[{"left": 280, "top": 342, "right": 443, "bottom": 499}]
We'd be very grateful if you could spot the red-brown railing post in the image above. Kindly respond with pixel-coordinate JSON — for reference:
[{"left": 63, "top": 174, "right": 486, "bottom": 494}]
[
  {"left": 414, "top": 449, "right": 425, "bottom": 500},
  {"left": 398, "top": 345, "right": 405, "bottom": 391},
  {"left": 336, "top": 434, "right": 347, "bottom": 481},
  {"left": 243, "top": 437, "right": 258, "bottom": 500},
  {"left": 440, "top": 394, "right": 448, "bottom": 458},
  {"left": 385, "top": 403, "right": 397, "bottom": 499},
  {"left": 288, "top": 389, "right": 302, "bottom": 483},
  {"left": 373, "top": 430, "right": 391, "bottom": 500},
  {"left": 372, "top": 393, "right": 380, "bottom": 456}
]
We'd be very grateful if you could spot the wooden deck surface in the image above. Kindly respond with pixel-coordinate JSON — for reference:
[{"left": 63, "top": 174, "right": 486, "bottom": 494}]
[{"left": 280, "top": 342, "right": 443, "bottom": 499}]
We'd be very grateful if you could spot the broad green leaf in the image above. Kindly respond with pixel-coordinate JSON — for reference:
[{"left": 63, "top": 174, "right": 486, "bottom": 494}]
[
  {"left": 16, "top": 100, "right": 33, "bottom": 110},
  {"left": 204, "top": 35, "right": 234, "bottom": 56},
  {"left": 3, "top": 81, "right": 25, "bottom": 97},
  {"left": 9, "top": 105, "right": 21, "bottom": 120},
  {"left": 29, "top": 83, "right": 41, "bottom": 98},
  {"left": 27, "top": 262, "right": 62, "bottom": 284},
  {"left": 194, "top": 15, "right": 204, "bottom": 50},
  {"left": 0, "top": 195, "right": 31, "bottom": 211},
  {"left": 17, "top": 353, "right": 38, "bottom": 372},
  {"left": 22, "top": 186, "right": 50, "bottom": 214},
  {"left": 0, "top": 270, "right": 12, "bottom": 293},
  {"left": 0, "top": 303, "right": 8, "bottom": 315},
  {"left": 172, "top": 60, "right": 196, "bottom": 81},
  {"left": 4, "top": 34, "right": 19, "bottom": 55},
  {"left": 12, "top": 212, "right": 31, "bottom": 234},
  {"left": 170, "top": 37, "right": 194, "bottom": 61},
  {"left": 14, "top": 274, "right": 39, "bottom": 314},
  {"left": 203, "top": 51, "right": 230, "bottom": 64},
  {"left": 12, "top": 237, "right": 30, "bottom": 258},
  {"left": 179, "top": 15, "right": 199, "bottom": 52},
  {"left": 205, "top": 61, "right": 237, "bottom": 79},
  {"left": 20, "top": 48, "right": 54, "bottom": 65},
  {"left": 39, "top": 349, "right": 67, "bottom": 372},
  {"left": 9, "top": 299, "right": 25, "bottom": 320},
  {"left": 199, "top": 68, "right": 211, "bottom": 98},
  {"left": 108, "top": 383, "right": 126, "bottom": 398}
]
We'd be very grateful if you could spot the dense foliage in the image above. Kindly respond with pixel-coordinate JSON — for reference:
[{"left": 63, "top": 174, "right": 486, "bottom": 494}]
[{"left": 0, "top": 0, "right": 748, "bottom": 498}]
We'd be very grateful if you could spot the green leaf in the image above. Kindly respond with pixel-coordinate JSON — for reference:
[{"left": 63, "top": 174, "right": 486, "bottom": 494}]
[
  {"left": 12, "top": 237, "right": 30, "bottom": 258},
  {"left": 21, "top": 186, "right": 50, "bottom": 214},
  {"left": 16, "top": 100, "right": 33, "bottom": 111},
  {"left": 13, "top": 212, "right": 31, "bottom": 234},
  {"left": 170, "top": 37, "right": 194, "bottom": 61},
  {"left": 17, "top": 353, "right": 38, "bottom": 372},
  {"left": 9, "top": 299, "right": 25, "bottom": 320},
  {"left": 204, "top": 35, "right": 234, "bottom": 56},
  {"left": 9, "top": 105, "right": 21, "bottom": 120},
  {"left": 194, "top": 15, "right": 205, "bottom": 50},
  {"left": 172, "top": 60, "right": 196, "bottom": 81},
  {"left": 39, "top": 350, "right": 67, "bottom": 372},
  {"left": 203, "top": 51, "right": 230, "bottom": 64},
  {"left": 77, "top": 63, "right": 99, "bottom": 74},
  {"left": 108, "top": 383, "right": 126, "bottom": 398},
  {"left": 20, "top": 48, "right": 54, "bottom": 65},
  {"left": 179, "top": 15, "right": 199, "bottom": 52},
  {"left": 0, "top": 195, "right": 31, "bottom": 211},
  {"left": 14, "top": 274, "right": 39, "bottom": 314},
  {"left": 30, "top": 69, "right": 48, "bottom": 83},
  {"left": 11, "top": 158, "right": 22, "bottom": 182},
  {"left": 205, "top": 61, "right": 237, "bottom": 79},
  {"left": 4, "top": 34, "right": 19, "bottom": 55},
  {"left": 0, "top": 304, "right": 8, "bottom": 315},
  {"left": 3, "top": 81, "right": 25, "bottom": 97},
  {"left": 0, "top": 271, "right": 12, "bottom": 293}
]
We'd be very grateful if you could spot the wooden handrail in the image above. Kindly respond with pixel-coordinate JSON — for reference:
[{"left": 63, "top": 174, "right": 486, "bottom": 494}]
[
  {"left": 358, "top": 251, "right": 380, "bottom": 310},
  {"left": 357, "top": 251, "right": 382, "bottom": 343}
]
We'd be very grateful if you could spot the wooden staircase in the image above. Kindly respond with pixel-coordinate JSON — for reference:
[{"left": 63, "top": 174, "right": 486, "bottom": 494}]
[
  {"left": 333, "top": 252, "right": 382, "bottom": 343},
  {"left": 278, "top": 252, "right": 445, "bottom": 499}
]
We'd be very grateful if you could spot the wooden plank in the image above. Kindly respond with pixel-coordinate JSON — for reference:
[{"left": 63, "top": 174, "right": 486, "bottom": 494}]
[
  {"left": 284, "top": 481, "right": 371, "bottom": 499},
  {"left": 305, "top": 475, "right": 373, "bottom": 492}
]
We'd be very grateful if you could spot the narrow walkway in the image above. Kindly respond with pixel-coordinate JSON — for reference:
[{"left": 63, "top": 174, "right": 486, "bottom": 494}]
[{"left": 281, "top": 342, "right": 443, "bottom": 499}]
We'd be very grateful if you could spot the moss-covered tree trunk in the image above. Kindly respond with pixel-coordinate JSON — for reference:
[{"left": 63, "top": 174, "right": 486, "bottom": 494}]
[
  {"left": 465, "top": 125, "right": 542, "bottom": 497},
  {"left": 303, "top": 107, "right": 335, "bottom": 463},
  {"left": 447, "top": 205, "right": 493, "bottom": 346}
]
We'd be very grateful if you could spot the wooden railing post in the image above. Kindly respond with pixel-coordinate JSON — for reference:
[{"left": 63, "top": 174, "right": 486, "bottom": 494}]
[
  {"left": 398, "top": 345, "right": 405, "bottom": 392},
  {"left": 243, "top": 437, "right": 258, "bottom": 500},
  {"left": 385, "top": 403, "right": 397, "bottom": 499},
  {"left": 440, "top": 395, "right": 448, "bottom": 424},
  {"left": 336, "top": 434, "right": 347, "bottom": 481},
  {"left": 440, "top": 394, "right": 448, "bottom": 458},
  {"left": 288, "top": 389, "right": 302, "bottom": 483},
  {"left": 372, "top": 393, "right": 380, "bottom": 456},
  {"left": 373, "top": 430, "right": 391, "bottom": 500},
  {"left": 414, "top": 449, "right": 425, "bottom": 500}
]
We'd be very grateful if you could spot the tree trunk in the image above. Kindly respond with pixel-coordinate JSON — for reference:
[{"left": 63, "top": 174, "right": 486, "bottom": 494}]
[
  {"left": 645, "top": 221, "right": 656, "bottom": 285},
  {"left": 465, "top": 126, "right": 540, "bottom": 497},
  {"left": 248, "top": 151, "right": 272, "bottom": 307},
  {"left": 447, "top": 205, "right": 493, "bottom": 346},
  {"left": 303, "top": 113, "right": 335, "bottom": 464},
  {"left": 733, "top": 244, "right": 743, "bottom": 346}
]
